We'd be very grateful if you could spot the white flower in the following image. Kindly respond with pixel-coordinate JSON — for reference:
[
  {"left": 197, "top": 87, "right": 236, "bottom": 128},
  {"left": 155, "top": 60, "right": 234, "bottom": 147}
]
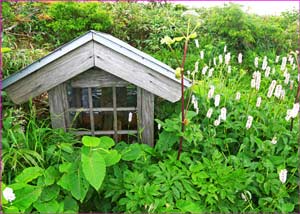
[
  {"left": 275, "top": 55, "right": 280, "bottom": 63},
  {"left": 219, "top": 54, "right": 223, "bottom": 64},
  {"left": 255, "top": 71, "right": 261, "bottom": 90},
  {"left": 194, "top": 61, "right": 199, "bottom": 73},
  {"left": 181, "top": 10, "right": 199, "bottom": 17},
  {"left": 288, "top": 55, "right": 294, "bottom": 65},
  {"left": 206, "top": 108, "right": 213, "bottom": 118},
  {"left": 280, "top": 57, "right": 287, "bottom": 71},
  {"left": 254, "top": 57, "right": 259, "bottom": 68},
  {"left": 3, "top": 187, "right": 16, "bottom": 203},
  {"left": 207, "top": 85, "right": 215, "bottom": 99},
  {"left": 191, "top": 95, "right": 196, "bottom": 104},
  {"left": 291, "top": 103, "right": 299, "bottom": 118},
  {"left": 158, "top": 123, "right": 161, "bottom": 130},
  {"left": 213, "top": 57, "right": 217, "bottom": 66},
  {"left": 224, "top": 45, "right": 227, "bottom": 53},
  {"left": 128, "top": 112, "right": 133, "bottom": 122},
  {"left": 246, "top": 115, "right": 253, "bottom": 129},
  {"left": 250, "top": 79, "right": 256, "bottom": 88},
  {"left": 214, "top": 118, "right": 220, "bottom": 126},
  {"left": 284, "top": 72, "right": 290, "bottom": 85},
  {"left": 280, "top": 89, "right": 285, "bottom": 100},
  {"left": 187, "top": 70, "right": 191, "bottom": 76},
  {"left": 241, "top": 191, "right": 252, "bottom": 201},
  {"left": 292, "top": 64, "right": 296, "bottom": 70},
  {"left": 265, "top": 66, "right": 270, "bottom": 77},
  {"left": 256, "top": 97, "right": 262, "bottom": 107},
  {"left": 279, "top": 169, "right": 288, "bottom": 184},
  {"left": 227, "top": 65, "right": 231, "bottom": 73},
  {"left": 262, "top": 56, "right": 268, "bottom": 70},
  {"left": 225, "top": 52, "right": 231, "bottom": 65},
  {"left": 208, "top": 68, "right": 214, "bottom": 77},
  {"left": 200, "top": 50, "right": 204, "bottom": 59},
  {"left": 214, "top": 94, "right": 220, "bottom": 107},
  {"left": 271, "top": 136, "right": 277, "bottom": 145},
  {"left": 238, "top": 53, "right": 243, "bottom": 64},
  {"left": 285, "top": 109, "right": 292, "bottom": 121},
  {"left": 290, "top": 80, "right": 294, "bottom": 90},
  {"left": 235, "top": 92, "right": 241, "bottom": 101},
  {"left": 195, "top": 39, "right": 199, "bottom": 48},
  {"left": 220, "top": 107, "right": 227, "bottom": 121},
  {"left": 274, "top": 85, "right": 282, "bottom": 98},
  {"left": 202, "top": 66, "right": 208, "bottom": 75},
  {"left": 267, "top": 80, "right": 277, "bottom": 98}
]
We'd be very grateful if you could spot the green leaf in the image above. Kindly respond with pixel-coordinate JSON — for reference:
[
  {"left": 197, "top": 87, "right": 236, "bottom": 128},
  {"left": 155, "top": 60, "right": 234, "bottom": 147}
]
[
  {"left": 60, "top": 143, "right": 74, "bottom": 153},
  {"left": 121, "top": 143, "right": 143, "bottom": 161},
  {"left": 12, "top": 185, "right": 42, "bottom": 212},
  {"left": 40, "top": 185, "right": 60, "bottom": 202},
  {"left": 176, "top": 200, "right": 203, "bottom": 212},
  {"left": 15, "top": 167, "right": 44, "bottom": 184},
  {"left": 189, "top": 32, "right": 198, "bottom": 39},
  {"left": 81, "top": 149, "right": 106, "bottom": 191},
  {"left": 82, "top": 136, "right": 100, "bottom": 147},
  {"left": 4, "top": 206, "right": 19, "bottom": 213},
  {"left": 33, "top": 200, "right": 60, "bottom": 213},
  {"left": 59, "top": 162, "right": 73, "bottom": 173},
  {"left": 99, "top": 136, "right": 115, "bottom": 149},
  {"left": 155, "top": 131, "right": 178, "bottom": 154},
  {"left": 57, "top": 163, "right": 89, "bottom": 202},
  {"left": 44, "top": 166, "right": 60, "bottom": 186},
  {"left": 101, "top": 150, "right": 121, "bottom": 167},
  {"left": 280, "top": 203, "right": 294, "bottom": 212},
  {"left": 64, "top": 195, "right": 79, "bottom": 212}
]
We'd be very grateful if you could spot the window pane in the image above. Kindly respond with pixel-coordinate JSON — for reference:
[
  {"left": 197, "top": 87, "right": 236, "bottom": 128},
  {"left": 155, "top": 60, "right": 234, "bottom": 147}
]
[
  {"left": 116, "top": 85, "right": 137, "bottom": 107},
  {"left": 94, "top": 111, "right": 114, "bottom": 131},
  {"left": 117, "top": 111, "right": 137, "bottom": 130},
  {"left": 92, "top": 88, "right": 113, "bottom": 108},
  {"left": 67, "top": 87, "right": 89, "bottom": 108},
  {"left": 69, "top": 111, "right": 91, "bottom": 130},
  {"left": 117, "top": 134, "right": 138, "bottom": 143}
]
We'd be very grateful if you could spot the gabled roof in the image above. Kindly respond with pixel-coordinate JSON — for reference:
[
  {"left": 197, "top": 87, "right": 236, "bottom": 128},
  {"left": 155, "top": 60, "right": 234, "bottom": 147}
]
[{"left": 3, "top": 31, "right": 191, "bottom": 104}]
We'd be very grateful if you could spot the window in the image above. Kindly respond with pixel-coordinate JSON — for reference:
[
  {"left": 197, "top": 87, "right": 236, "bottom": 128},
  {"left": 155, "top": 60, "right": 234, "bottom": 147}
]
[{"left": 67, "top": 83, "right": 138, "bottom": 142}]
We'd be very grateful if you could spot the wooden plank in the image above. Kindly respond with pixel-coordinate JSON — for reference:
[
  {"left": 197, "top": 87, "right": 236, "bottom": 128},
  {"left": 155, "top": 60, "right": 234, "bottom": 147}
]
[
  {"left": 48, "top": 84, "right": 67, "bottom": 130},
  {"left": 88, "top": 88, "right": 95, "bottom": 135},
  {"left": 94, "top": 42, "right": 181, "bottom": 103},
  {"left": 73, "top": 130, "right": 138, "bottom": 136},
  {"left": 68, "top": 107, "right": 137, "bottom": 112},
  {"left": 71, "top": 68, "right": 128, "bottom": 88},
  {"left": 112, "top": 86, "right": 118, "bottom": 141},
  {"left": 6, "top": 42, "right": 94, "bottom": 104},
  {"left": 140, "top": 89, "right": 154, "bottom": 147}
]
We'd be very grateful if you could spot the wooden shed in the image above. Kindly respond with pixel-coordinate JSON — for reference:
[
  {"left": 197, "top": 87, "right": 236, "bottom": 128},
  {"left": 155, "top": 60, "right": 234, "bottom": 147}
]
[{"left": 3, "top": 31, "right": 190, "bottom": 146}]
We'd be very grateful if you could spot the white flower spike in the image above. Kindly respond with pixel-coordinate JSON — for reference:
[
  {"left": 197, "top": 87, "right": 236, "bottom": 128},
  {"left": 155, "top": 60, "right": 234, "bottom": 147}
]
[
  {"left": 214, "top": 94, "right": 220, "bottom": 107},
  {"left": 246, "top": 115, "right": 253, "bottom": 129},
  {"left": 206, "top": 108, "right": 213, "bottom": 118},
  {"left": 235, "top": 92, "right": 241, "bottom": 101},
  {"left": 271, "top": 136, "right": 277, "bottom": 145},
  {"left": 238, "top": 53, "right": 243, "bottom": 64},
  {"left": 128, "top": 112, "right": 133, "bottom": 123},
  {"left": 279, "top": 169, "right": 288, "bottom": 184}
]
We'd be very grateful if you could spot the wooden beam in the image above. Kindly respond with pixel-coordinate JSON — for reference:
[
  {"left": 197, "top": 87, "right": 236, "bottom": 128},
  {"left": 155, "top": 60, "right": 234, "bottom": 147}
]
[
  {"left": 48, "top": 83, "right": 68, "bottom": 130},
  {"left": 94, "top": 42, "right": 181, "bottom": 103},
  {"left": 139, "top": 89, "right": 154, "bottom": 147},
  {"left": 6, "top": 42, "right": 94, "bottom": 104}
]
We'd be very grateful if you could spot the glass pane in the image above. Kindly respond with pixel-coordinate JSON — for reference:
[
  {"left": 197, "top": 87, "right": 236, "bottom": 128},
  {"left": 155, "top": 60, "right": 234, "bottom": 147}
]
[
  {"left": 67, "top": 87, "right": 89, "bottom": 108},
  {"left": 69, "top": 111, "right": 91, "bottom": 130},
  {"left": 94, "top": 111, "right": 114, "bottom": 131},
  {"left": 117, "top": 134, "right": 138, "bottom": 143},
  {"left": 92, "top": 87, "right": 113, "bottom": 108},
  {"left": 116, "top": 85, "right": 137, "bottom": 107},
  {"left": 117, "top": 111, "right": 137, "bottom": 130}
]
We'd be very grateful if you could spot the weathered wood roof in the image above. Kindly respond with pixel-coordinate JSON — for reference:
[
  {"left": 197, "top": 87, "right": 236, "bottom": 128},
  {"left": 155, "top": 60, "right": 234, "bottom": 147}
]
[{"left": 3, "top": 31, "right": 191, "bottom": 104}]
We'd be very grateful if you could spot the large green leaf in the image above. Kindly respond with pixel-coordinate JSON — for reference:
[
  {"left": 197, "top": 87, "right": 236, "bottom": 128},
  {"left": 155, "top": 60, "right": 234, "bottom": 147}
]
[
  {"left": 33, "top": 200, "right": 61, "bottom": 213},
  {"left": 176, "top": 200, "right": 203, "bottom": 212},
  {"left": 40, "top": 185, "right": 60, "bottom": 202},
  {"left": 12, "top": 185, "right": 42, "bottom": 212},
  {"left": 100, "top": 150, "right": 121, "bottom": 167},
  {"left": 121, "top": 143, "right": 143, "bottom": 161},
  {"left": 44, "top": 166, "right": 60, "bottom": 186},
  {"left": 15, "top": 167, "right": 44, "bottom": 183},
  {"left": 82, "top": 136, "right": 100, "bottom": 147},
  {"left": 99, "top": 136, "right": 115, "bottom": 149},
  {"left": 57, "top": 163, "right": 89, "bottom": 202},
  {"left": 64, "top": 195, "right": 79, "bottom": 212},
  {"left": 81, "top": 149, "right": 106, "bottom": 191}
]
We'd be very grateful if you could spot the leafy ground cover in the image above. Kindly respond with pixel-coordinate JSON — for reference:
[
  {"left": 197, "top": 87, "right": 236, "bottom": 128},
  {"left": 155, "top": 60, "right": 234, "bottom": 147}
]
[{"left": 1, "top": 2, "right": 299, "bottom": 213}]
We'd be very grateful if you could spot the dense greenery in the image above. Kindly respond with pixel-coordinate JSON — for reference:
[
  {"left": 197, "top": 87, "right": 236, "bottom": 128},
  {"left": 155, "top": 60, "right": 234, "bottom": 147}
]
[{"left": 2, "top": 1, "right": 299, "bottom": 213}]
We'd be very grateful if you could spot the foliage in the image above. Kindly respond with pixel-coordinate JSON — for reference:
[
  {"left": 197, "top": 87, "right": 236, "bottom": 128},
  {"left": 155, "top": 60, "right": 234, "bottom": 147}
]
[{"left": 2, "top": 136, "right": 121, "bottom": 213}]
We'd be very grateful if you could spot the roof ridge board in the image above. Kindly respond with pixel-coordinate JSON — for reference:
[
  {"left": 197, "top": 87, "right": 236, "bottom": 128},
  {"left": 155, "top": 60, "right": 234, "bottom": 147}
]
[
  {"left": 92, "top": 31, "right": 191, "bottom": 86},
  {"left": 2, "top": 31, "right": 94, "bottom": 89}
]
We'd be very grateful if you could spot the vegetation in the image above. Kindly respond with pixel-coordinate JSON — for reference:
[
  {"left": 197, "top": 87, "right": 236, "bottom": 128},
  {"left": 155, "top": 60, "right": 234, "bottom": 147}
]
[{"left": 2, "top": 1, "right": 299, "bottom": 213}]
